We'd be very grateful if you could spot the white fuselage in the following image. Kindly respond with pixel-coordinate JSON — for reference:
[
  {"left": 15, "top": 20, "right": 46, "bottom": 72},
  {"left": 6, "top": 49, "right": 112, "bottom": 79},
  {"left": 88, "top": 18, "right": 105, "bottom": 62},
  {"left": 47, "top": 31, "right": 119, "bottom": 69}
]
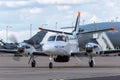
[{"left": 42, "top": 34, "right": 79, "bottom": 56}]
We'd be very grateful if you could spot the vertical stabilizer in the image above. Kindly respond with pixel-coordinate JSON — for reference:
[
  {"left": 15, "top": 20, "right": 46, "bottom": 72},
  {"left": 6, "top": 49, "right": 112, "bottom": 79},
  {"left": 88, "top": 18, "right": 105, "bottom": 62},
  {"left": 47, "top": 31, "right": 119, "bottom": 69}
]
[{"left": 72, "top": 11, "right": 80, "bottom": 33}]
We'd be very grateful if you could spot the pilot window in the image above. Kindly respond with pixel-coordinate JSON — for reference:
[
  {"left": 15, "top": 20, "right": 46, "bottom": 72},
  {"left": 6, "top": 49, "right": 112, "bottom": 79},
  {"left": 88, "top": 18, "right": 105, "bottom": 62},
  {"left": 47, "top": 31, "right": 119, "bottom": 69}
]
[
  {"left": 56, "top": 35, "right": 66, "bottom": 42},
  {"left": 48, "top": 36, "right": 56, "bottom": 41}
]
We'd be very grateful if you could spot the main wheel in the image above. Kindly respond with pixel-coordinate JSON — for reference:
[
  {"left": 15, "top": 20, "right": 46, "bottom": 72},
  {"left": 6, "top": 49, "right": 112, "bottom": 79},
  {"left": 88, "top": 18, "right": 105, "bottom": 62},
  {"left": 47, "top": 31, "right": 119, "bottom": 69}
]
[
  {"left": 31, "top": 60, "right": 36, "bottom": 67},
  {"left": 89, "top": 60, "right": 94, "bottom": 67},
  {"left": 49, "top": 62, "right": 53, "bottom": 69}
]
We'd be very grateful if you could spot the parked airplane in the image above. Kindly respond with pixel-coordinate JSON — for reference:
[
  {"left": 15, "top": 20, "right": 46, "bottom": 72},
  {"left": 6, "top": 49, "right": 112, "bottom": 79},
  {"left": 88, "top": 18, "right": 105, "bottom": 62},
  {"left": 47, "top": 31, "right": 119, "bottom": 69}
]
[
  {"left": 0, "top": 12, "right": 119, "bottom": 69},
  {"left": 0, "top": 39, "right": 17, "bottom": 49}
]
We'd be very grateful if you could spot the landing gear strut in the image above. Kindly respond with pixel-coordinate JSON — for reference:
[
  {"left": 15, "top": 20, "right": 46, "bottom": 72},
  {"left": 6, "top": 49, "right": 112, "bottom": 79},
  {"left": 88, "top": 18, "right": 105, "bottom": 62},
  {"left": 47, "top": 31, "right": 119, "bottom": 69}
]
[
  {"left": 89, "top": 57, "right": 95, "bottom": 67},
  {"left": 89, "top": 59, "right": 94, "bottom": 67},
  {"left": 49, "top": 62, "right": 53, "bottom": 68},
  {"left": 49, "top": 56, "right": 53, "bottom": 69},
  {"left": 31, "top": 60, "right": 36, "bottom": 67},
  {"left": 28, "top": 55, "right": 36, "bottom": 68}
]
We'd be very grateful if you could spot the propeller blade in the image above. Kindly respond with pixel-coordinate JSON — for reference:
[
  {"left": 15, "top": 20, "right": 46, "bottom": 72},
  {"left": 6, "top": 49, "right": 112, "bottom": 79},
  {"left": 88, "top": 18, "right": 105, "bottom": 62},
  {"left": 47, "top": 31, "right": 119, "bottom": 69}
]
[
  {"left": 12, "top": 56, "right": 20, "bottom": 61},
  {"left": 12, "top": 52, "right": 21, "bottom": 61}
]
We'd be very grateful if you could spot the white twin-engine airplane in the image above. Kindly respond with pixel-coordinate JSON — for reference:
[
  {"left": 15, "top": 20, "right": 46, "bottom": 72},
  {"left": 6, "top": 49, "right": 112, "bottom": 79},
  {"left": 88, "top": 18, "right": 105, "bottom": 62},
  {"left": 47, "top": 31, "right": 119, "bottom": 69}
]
[{"left": 0, "top": 12, "right": 119, "bottom": 68}]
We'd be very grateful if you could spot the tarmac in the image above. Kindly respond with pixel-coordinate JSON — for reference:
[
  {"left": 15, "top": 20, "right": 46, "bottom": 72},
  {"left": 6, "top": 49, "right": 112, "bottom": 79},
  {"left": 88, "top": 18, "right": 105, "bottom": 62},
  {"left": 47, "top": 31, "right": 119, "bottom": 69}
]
[{"left": 0, "top": 55, "right": 120, "bottom": 80}]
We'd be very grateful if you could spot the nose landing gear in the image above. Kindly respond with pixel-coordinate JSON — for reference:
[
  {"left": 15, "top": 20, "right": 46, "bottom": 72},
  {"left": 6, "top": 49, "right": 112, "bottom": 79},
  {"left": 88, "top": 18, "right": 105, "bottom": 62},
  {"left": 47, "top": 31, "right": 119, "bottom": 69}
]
[{"left": 49, "top": 56, "right": 53, "bottom": 69}]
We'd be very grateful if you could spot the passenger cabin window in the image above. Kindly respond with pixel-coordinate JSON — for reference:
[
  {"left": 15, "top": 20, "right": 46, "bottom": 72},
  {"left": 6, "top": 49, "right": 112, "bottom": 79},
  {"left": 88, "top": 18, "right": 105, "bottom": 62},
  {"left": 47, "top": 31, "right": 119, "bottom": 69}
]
[
  {"left": 48, "top": 36, "right": 56, "bottom": 41},
  {"left": 56, "top": 35, "right": 66, "bottom": 42}
]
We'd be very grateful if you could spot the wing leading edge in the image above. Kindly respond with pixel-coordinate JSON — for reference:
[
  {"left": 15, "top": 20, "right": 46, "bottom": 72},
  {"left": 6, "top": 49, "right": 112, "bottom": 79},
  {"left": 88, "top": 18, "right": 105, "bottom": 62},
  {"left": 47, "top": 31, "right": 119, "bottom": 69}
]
[
  {"left": 71, "top": 49, "right": 120, "bottom": 57},
  {"left": 0, "top": 49, "right": 17, "bottom": 54}
]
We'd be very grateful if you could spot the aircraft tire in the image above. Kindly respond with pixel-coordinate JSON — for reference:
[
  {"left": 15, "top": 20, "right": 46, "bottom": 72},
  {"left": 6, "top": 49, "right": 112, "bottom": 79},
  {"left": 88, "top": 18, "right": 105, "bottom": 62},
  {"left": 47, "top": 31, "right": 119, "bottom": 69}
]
[
  {"left": 49, "top": 62, "right": 53, "bottom": 69},
  {"left": 31, "top": 60, "right": 36, "bottom": 67},
  {"left": 89, "top": 60, "right": 94, "bottom": 67}
]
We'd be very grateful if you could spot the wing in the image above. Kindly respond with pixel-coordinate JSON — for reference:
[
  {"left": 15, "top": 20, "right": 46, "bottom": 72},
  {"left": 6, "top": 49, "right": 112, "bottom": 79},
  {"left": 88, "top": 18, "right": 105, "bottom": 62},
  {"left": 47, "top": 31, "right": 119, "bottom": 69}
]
[
  {"left": 71, "top": 49, "right": 120, "bottom": 57},
  {"left": 39, "top": 27, "right": 72, "bottom": 35},
  {"left": 39, "top": 27, "right": 114, "bottom": 36},
  {"left": 33, "top": 51, "right": 48, "bottom": 56},
  {"left": 0, "top": 49, "right": 17, "bottom": 54},
  {"left": 100, "top": 49, "right": 120, "bottom": 55},
  {"left": 71, "top": 51, "right": 87, "bottom": 57},
  {"left": 0, "top": 49, "right": 48, "bottom": 56},
  {"left": 77, "top": 27, "right": 114, "bottom": 35}
]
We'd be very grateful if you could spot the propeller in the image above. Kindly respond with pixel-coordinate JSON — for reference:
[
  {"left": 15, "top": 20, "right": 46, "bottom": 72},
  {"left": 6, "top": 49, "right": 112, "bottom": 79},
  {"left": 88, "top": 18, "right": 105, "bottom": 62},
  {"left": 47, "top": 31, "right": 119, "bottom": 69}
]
[
  {"left": 85, "top": 42, "right": 102, "bottom": 55},
  {"left": 8, "top": 34, "right": 22, "bottom": 61},
  {"left": 12, "top": 53, "right": 21, "bottom": 61}
]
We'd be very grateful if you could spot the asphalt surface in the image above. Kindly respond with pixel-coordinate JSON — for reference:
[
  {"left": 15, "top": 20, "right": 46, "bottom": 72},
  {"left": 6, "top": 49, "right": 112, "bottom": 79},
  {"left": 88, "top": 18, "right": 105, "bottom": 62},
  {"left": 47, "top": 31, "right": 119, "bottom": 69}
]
[{"left": 0, "top": 55, "right": 120, "bottom": 80}]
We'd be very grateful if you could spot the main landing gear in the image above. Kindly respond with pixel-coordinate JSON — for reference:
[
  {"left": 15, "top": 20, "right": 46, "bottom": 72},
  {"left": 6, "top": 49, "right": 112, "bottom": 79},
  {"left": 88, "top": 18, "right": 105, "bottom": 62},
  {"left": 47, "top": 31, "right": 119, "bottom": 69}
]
[
  {"left": 28, "top": 55, "right": 36, "bottom": 68},
  {"left": 89, "top": 57, "right": 95, "bottom": 67},
  {"left": 29, "top": 55, "right": 54, "bottom": 68},
  {"left": 31, "top": 59, "right": 36, "bottom": 67},
  {"left": 49, "top": 62, "right": 53, "bottom": 69}
]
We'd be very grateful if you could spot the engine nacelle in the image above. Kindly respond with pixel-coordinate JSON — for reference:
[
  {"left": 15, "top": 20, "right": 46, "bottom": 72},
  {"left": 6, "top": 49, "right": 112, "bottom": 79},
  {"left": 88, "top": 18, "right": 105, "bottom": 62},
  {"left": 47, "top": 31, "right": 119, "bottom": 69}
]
[
  {"left": 17, "top": 43, "right": 36, "bottom": 56},
  {"left": 54, "top": 56, "right": 70, "bottom": 62},
  {"left": 85, "top": 42, "right": 102, "bottom": 56}
]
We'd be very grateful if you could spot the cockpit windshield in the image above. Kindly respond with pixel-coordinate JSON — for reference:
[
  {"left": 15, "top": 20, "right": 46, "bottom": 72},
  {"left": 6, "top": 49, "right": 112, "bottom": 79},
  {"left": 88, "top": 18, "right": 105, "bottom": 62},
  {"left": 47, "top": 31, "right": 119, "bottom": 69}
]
[
  {"left": 48, "top": 36, "right": 56, "bottom": 41},
  {"left": 48, "top": 35, "right": 66, "bottom": 42},
  {"left": 56, "top": 35, "right": 66, "bottom": 42}
]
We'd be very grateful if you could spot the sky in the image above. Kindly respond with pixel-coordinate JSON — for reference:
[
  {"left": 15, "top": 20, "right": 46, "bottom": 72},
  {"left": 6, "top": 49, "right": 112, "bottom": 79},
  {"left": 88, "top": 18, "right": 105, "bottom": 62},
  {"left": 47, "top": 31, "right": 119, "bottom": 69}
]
[{"left": 0, "top": 0, "right": 120, "bottom": 42}]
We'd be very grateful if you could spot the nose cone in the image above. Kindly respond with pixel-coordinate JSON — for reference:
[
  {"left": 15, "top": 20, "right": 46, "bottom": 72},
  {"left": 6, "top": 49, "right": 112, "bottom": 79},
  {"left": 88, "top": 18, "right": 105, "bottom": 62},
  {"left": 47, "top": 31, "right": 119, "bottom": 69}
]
[
  {"left": 42, "top": 42, "right": 67, "bottom": 56},
  {"left": 42, "top": 44, "right": 55, "bottom": 53}
]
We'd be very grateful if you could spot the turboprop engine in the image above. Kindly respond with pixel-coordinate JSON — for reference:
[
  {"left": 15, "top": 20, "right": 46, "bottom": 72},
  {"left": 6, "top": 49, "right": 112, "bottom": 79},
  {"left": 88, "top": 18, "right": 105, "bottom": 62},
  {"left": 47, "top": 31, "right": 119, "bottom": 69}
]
[
  {"left": 17, "top": 43, "right": 36, "bottom": 56},
  {"left": 85, "top": 42, "right": 102, "bottom": 56}
]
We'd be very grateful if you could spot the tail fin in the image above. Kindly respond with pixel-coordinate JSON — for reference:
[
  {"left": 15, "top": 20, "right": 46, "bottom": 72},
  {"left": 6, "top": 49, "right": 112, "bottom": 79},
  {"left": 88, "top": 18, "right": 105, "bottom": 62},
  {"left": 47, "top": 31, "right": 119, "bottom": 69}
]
[
  {"left": 72, "top": 11, "right": 80, "bottom": 33},
  {"left": 38, "top": 11, "right": 81, "bottom": 35}
]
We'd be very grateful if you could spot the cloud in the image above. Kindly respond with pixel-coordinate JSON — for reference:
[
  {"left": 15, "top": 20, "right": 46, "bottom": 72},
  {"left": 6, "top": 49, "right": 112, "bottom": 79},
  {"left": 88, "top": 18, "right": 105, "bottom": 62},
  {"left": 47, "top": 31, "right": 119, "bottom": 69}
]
[
  {"left": 105, "top": 0, "right": 120, "bottom": 8},
  {"left": 35, "top": 0, "right": 96, "bottom": 4},
  {"left": 0, "top": 1, "right": 31, "bottom": 8},
  {"left": 0, "top": 1, "right": 3, "bottom": 5},
  {"left": 56, "top": 5, "right": 71, "bottom": 11},
  {"left": 81, "top": 12, "right": 92, "bottom": 18},
  {"left": 30, "top": 7, "right": 43, "bottom": 14},
  {"left": 19, "top": 7, "right": 43, "bottom": 24}
]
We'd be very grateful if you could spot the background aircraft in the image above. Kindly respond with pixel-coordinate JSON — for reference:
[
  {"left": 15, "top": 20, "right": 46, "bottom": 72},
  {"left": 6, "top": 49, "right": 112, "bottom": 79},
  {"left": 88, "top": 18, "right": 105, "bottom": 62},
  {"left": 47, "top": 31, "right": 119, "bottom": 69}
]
[{"left": 0, "top": 39, "right": 17, "bottom": 49}]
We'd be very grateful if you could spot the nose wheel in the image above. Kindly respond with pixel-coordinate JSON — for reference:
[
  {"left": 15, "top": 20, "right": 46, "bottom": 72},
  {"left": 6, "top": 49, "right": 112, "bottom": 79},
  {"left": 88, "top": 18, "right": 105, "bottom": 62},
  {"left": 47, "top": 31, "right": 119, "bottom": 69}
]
[{"left": 49, "top": 56, "right": 53, "bottom": 69}]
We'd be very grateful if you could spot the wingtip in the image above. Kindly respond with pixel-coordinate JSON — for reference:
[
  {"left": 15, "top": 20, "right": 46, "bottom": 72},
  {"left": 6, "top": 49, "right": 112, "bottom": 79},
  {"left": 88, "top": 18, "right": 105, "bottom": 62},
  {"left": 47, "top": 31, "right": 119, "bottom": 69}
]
[
  {"left": 111, "top": 26, "right": 115, "bottom": 31},
  {"left": 38, "top": 27, "right": 43, "bottom": 30}
]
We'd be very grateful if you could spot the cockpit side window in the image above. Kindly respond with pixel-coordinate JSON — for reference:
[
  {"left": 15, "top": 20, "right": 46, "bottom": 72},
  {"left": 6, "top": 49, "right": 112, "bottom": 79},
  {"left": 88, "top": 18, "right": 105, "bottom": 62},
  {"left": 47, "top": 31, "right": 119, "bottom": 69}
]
[
  {"left": 56, "top": 35, "right": 66, "bottom": 42},
  {"left": 48, "top": 36, "right": 56, "bottom": 41}
]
